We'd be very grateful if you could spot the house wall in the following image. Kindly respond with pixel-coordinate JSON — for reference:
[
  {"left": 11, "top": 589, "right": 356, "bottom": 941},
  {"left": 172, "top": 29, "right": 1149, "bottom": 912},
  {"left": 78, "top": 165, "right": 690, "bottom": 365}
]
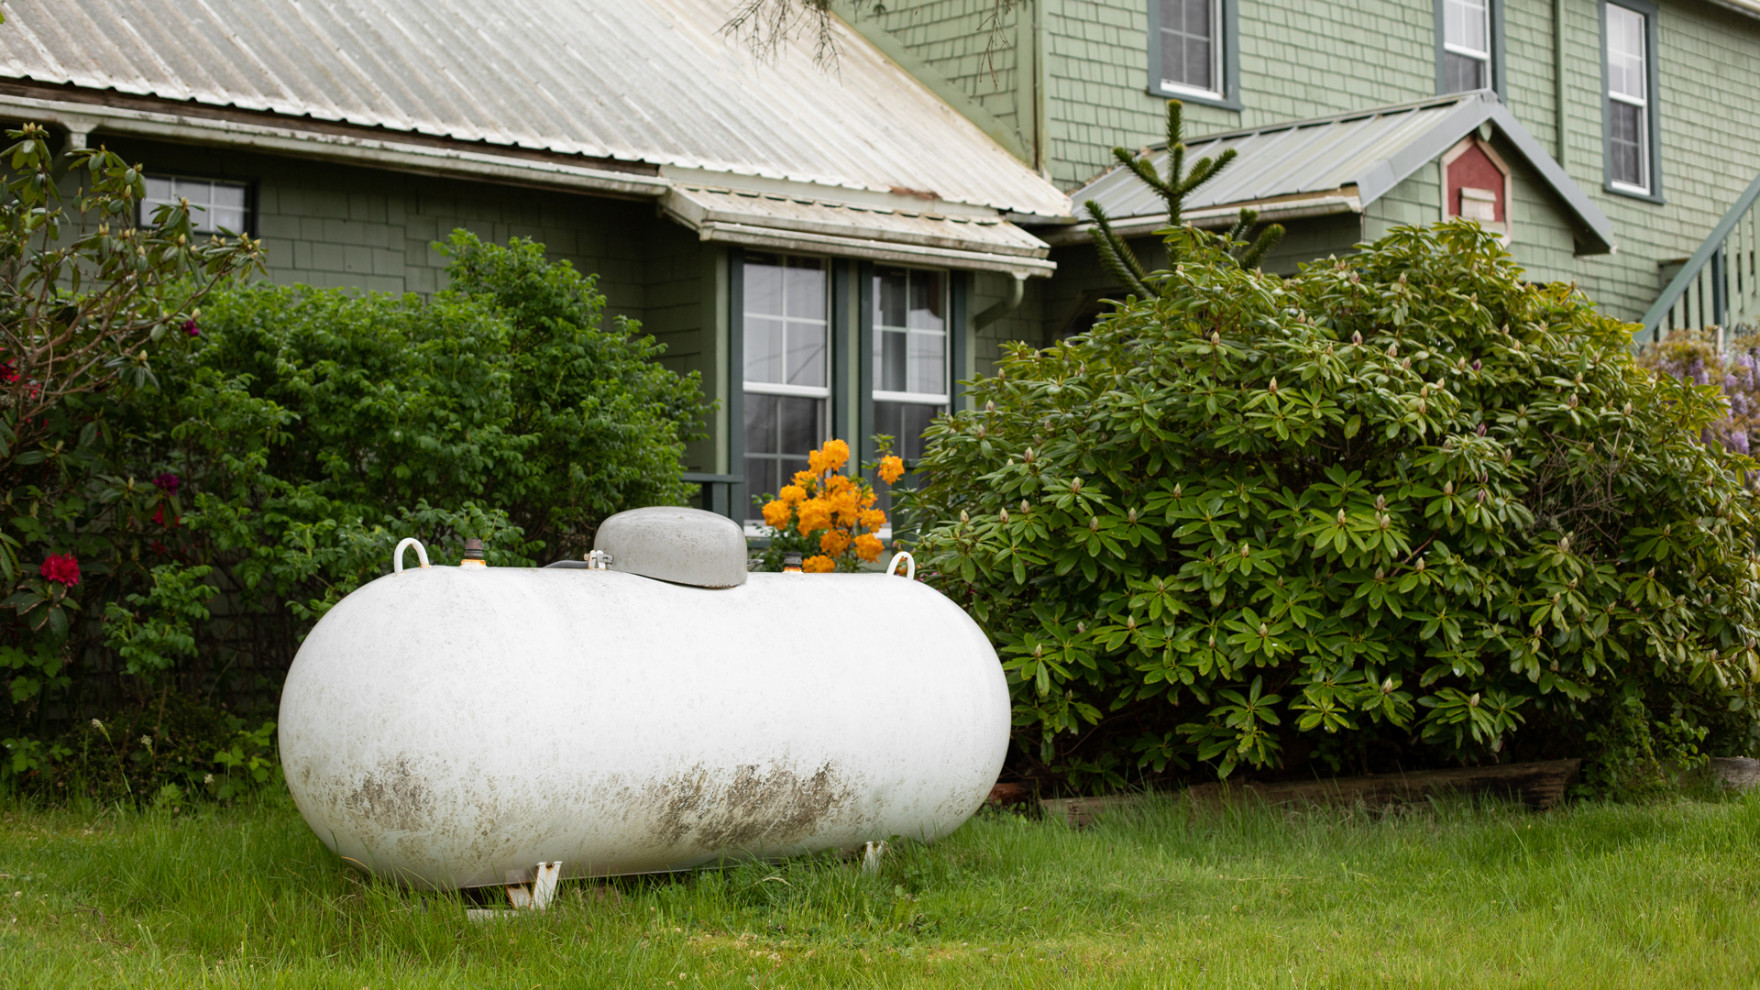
[
  {"left": 100, "top": 137, "right": 726, "bottom": 471},
  {"left": 874, "top": 0, "right": 1760, "bottom": 327}
]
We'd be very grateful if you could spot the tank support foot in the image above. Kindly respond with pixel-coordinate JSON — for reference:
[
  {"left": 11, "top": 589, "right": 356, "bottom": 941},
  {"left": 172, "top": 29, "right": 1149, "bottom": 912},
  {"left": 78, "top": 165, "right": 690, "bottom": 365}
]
[
  {"left": 466, "top": 861, "right": 562, "bottom": 921},
  {"left": 861, "top": 841, "right": 887, "bottom": 874}
]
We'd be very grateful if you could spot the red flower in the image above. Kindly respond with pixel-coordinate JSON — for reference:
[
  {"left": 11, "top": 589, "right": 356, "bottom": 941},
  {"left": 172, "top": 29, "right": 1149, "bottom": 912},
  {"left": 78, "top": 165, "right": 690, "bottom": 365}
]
[
  {"left": 0, "top": 362, "right": 16, "bottom": 384},
  {"left": 39, "top": 553, "right": 80, "bottom": 586},
  {"left": 150, "top": 504, "right": 180, "bottom": 529}
]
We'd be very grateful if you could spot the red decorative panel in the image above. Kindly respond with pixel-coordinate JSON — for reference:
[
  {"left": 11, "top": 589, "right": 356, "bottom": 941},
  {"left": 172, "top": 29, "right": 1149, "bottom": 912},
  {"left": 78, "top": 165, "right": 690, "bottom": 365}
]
[{"left": 1445, "top": 142, "right": 1506, "bottom": 223}]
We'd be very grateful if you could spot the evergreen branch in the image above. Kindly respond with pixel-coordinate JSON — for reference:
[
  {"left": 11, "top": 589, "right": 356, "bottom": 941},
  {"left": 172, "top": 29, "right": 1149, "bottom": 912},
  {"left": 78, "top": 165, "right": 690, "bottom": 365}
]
[
  {"left": 1237, "top": 220, "right": 1287, "bottom": 271},
  {"left": 1085, "top": 200, "right": 1152, "bottom": 298}
]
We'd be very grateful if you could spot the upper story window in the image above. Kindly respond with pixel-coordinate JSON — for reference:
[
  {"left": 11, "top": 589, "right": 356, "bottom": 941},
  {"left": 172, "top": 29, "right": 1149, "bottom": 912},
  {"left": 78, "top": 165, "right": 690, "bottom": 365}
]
[
  {"left": 1435, "top": 0, "right": 1504, "bottom": 99},
  {"left": 1601, "top": 0, "right": 1661, "bottom": 201},
  {"left": 742, "top": 253, "right": 829, "bottom": 515},
  {"left": 139, "top": 176, "right": 250, "bottom": 234},
  {"left": 1442, "top": 0, "right": 1490, "bottom": 90},
  {"left": 1148, "top": 0, "right": 1240, "bottom": 111}
]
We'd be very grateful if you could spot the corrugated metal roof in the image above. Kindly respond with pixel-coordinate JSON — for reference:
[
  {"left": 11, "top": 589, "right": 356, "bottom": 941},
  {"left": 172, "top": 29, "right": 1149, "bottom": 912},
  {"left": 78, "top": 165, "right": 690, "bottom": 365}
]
[
  {"left": 664, "top": 184, "right": 1054, "bottom": 276},
  {"left": 1070, "top": 91, "right": 1614, "bottom": 254},
  {"left": 0, "top": 0, "right": 1069, "bottom": 219},
  {"left": 1075, "top": 95, "right": 1476, "bottom": 221}
]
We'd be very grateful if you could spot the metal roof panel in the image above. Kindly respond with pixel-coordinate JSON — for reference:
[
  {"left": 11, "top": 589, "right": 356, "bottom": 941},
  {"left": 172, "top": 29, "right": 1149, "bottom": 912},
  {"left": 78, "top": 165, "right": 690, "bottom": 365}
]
[
  {"left": 0, "top": 0, "right": 1069, "bottom": 218},
  {"left": 1071, "top": 92, "right": 1614, "bottom": 255}
]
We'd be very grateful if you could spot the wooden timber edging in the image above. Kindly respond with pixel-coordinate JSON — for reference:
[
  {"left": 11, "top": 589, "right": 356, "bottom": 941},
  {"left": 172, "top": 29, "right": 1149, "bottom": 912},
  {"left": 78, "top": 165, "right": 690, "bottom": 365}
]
[{"left": 1039, "top": 758, "right": 1584, "bottom": 828}]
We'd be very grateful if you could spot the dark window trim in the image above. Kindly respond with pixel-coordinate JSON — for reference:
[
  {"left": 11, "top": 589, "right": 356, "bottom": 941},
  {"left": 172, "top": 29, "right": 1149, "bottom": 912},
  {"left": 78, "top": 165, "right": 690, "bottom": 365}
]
[
  {"left": 1599, "top": 0, "right": 1664, "bottom": 204},
  {"left": 1433, "top": 0, "right": 1506, "bottom": 101},
  {"left": 1146, "top": 0, "right": 1242, "bottom": 111},
  {"left": 727, "top": 248, "right": 746, "bottom": 518},
  {"left": 950, "top": 272, "right": 969, "bottom": 414},
  {"left": 831, "top": 259, "right": 853, "bottom": 443},
  {"left": 136, "top": 172, "right": 257, "bottom": 237},
  {"left": 856, "top": 261, "right": 877, "bottom": 469}
]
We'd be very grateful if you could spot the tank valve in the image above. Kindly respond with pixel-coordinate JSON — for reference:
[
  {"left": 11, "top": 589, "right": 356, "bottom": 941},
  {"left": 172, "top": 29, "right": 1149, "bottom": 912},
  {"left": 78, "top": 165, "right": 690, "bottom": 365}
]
[
  {"left": 461, "top": 539, "right": 487, "bottom": 568},
  {"left": 585, "top": 549, "right": 613, "bottom": 570}
]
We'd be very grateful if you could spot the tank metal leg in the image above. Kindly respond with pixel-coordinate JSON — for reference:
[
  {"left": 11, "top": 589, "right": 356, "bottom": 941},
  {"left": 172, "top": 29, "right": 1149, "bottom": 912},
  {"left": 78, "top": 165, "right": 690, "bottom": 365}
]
[
  {"left": 860, "top": 841, "right": 887, "bottom": 874},
  {"left": 466, "top": 861, "right": 562, "bottom": 920}
]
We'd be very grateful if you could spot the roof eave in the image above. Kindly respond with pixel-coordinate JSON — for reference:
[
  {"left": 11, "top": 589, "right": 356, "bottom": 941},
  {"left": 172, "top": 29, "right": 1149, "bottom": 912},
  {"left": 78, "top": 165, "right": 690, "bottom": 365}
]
[
  {"left": 0, "top": 91, "right": 669, "bottom": 198},
  {"left": 1042, "top": 192, "right": 1363, "bottom": 246},
  {"left": 1706, "top": 0, "right": 1760, "bottom": 22}
]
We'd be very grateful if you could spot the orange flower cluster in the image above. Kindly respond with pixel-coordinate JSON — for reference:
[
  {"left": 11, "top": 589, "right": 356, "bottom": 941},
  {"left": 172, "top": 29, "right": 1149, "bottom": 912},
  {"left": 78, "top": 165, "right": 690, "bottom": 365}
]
[{"left": 759, "top": 438, "right": 894, "bottom": 571}]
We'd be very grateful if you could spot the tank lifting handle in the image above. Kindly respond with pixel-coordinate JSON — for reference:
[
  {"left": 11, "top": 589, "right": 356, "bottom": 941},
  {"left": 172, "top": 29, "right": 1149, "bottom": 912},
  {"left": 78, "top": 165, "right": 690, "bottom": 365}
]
[
  {"left": 886, "top": 551, "right": 915, "bottom": 580},
  {"left": 393, "top": 538, "right": 431, "bottom": 574}
]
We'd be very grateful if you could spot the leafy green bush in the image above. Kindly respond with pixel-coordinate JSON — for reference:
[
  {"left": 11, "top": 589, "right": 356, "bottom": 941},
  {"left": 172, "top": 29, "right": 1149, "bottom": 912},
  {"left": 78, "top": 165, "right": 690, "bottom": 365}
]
[
  {"left": 908, "top": 221, "right": 1760, "bottom": 791},
  {"left": 3, "top": 183, "right": 706, "bottom": 800}
]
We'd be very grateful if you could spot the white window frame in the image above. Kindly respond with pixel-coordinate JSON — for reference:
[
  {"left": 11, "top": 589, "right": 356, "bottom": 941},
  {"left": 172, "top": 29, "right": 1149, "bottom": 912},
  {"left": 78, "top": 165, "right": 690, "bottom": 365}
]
[
  {"left": 1604, "top": 2, "right": 1651, "bottom": 196},
  {"left": 138, "top": 175, "right": 250, "bottom": 234},
  {"left": 869, "top": 265, "right": 950, "bottom": 530},
  {"left": 1155, "top": 0, "right": 1224, "bottom": 101},
  {"left": 871, "top": 265, "right": 950, "bottom": 414},
  {"left": 1441, "top": 0, "right": 1491, "bottom": 91},
  {"left": 741, "top": 253, "right": 831, "bottom": 526}
]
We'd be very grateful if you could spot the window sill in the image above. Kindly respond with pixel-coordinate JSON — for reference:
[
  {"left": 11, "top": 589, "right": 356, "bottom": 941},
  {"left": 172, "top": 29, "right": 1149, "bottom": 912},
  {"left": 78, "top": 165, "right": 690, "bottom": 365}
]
[
  {"left": 1146, "top": 85, "right": 1242, "bottom": 112},
  {"left": 1604, "top": 180, "right": 1665, "bottom": 205}
]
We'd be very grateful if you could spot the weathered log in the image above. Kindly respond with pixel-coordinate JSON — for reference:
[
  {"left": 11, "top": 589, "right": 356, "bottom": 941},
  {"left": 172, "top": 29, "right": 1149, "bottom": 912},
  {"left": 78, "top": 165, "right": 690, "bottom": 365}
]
[
  {"left": 1709, "top": 757, "right": 1760, "bottom": 791},
  {"left": 1037, "top": 759, "right": 1584, "bottom": 827},
  {"left": 1185, "top": 759, "right": 1582, "bottom": 812}
]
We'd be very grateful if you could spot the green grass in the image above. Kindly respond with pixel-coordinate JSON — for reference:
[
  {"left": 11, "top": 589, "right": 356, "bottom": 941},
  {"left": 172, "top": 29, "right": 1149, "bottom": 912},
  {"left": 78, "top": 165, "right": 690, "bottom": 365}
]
[{"left": 3, "top": 789, "right": 1759, "bottom": 988}]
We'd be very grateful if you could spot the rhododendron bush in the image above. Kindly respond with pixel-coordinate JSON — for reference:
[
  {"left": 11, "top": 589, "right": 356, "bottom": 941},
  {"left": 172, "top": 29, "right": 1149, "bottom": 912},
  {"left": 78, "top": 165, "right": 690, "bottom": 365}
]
[{"left": 908, "top": 221, "right": 1760, "bottom": 792}]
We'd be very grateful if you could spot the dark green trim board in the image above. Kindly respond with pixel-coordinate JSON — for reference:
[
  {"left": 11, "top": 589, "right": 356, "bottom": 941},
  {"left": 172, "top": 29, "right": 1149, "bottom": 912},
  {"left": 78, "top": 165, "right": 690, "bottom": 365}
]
[
  {"left": 1599, "top": 0, "right": 1665, "bottom": 205},
  {"left": 1146, "top": 0, "right": 1242, "bottom": 112},
  {"left": 856, "top": 261, "right": 876, "bottom": 469},
  {"left": 726, "top": 248, "right": 746, "bottom": 518},
  {"left": 1433, "top": 0, "right": 1506, "bottom": 102},
  {"left": 831, "top": 259, "right": 852, "bottom": 443},
  {"left": 950, "top": 272, "right": 970, "bottom": 414}
]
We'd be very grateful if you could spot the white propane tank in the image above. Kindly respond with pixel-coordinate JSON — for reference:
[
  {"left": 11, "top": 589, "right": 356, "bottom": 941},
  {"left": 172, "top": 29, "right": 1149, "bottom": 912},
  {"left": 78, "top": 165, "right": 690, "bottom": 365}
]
[{"left": 278, "top": 507, "right": 1010, "bottom": 890}]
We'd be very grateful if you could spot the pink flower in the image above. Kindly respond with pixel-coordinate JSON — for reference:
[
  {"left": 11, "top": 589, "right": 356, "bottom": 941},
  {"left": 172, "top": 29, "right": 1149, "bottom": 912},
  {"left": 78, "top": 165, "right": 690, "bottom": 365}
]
[
  {"left": 0, "top": 362, "right": 16, "bottom": 384},
  {"left": 39, "top": 553, "right": 80, "bottom": 587},
  {"left": 152, "top": 473, "right": 180, "bottom": 495},
  {"left": 182, "top": 320, "right": 200, "bottom": 337}
]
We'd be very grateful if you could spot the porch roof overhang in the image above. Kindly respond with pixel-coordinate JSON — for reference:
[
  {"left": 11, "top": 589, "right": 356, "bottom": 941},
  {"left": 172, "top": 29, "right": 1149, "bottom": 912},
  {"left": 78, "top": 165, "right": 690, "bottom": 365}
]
[
  {"left": 662, "top": 184, "right": 1055, "bottom": 278},
  {"left": 1054, "top": 91, "right": 1615, "bottom": 256}
]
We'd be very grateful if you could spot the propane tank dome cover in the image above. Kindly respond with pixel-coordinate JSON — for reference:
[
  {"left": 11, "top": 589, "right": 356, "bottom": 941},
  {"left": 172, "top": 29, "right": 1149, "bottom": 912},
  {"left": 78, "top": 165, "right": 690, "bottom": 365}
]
[{"left": 592, "top": 506, "right": 748, "bottom": 588}]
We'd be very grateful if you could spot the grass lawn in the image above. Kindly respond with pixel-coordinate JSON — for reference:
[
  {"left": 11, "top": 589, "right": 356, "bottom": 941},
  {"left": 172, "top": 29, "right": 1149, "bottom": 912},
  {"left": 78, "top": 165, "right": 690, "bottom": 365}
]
[{"left": 2, "top": 788, "right": 1758, "bottom": 988}]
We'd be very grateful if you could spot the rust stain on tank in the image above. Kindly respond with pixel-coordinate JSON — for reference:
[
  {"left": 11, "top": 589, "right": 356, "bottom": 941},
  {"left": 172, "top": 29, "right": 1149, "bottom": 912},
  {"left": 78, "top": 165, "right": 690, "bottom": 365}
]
[
  {"left": 651, "top": 762, "right": 851, "bottom": 851},
  {"left": 345, "top": 757, "right": 431, "bottom": 832}
]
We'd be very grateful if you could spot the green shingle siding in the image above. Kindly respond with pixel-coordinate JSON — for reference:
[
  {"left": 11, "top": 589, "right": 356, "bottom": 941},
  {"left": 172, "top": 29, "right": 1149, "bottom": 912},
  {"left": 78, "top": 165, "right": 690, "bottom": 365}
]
[
  {"left": 112, "top": 138, "right": 721, "bottom": 470},
  {"left": 869, "top": 0, "right": 1024, "bottom": 146},
  {"left": 880, "top": 0, "right": 1760, "bottom": 329}
]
